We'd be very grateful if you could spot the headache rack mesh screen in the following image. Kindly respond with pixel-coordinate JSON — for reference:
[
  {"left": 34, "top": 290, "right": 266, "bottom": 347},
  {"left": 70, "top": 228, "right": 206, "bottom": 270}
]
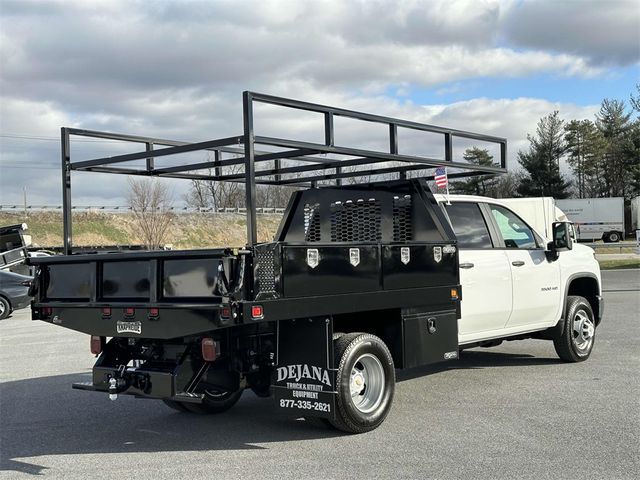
[
  {"left": 392, "top": 195, "right": 413, "bottom": 242},
  {"left": 303, "top": 203, "right": 322, "bottom": 242},
  {"left": 330, "top": 198, "right": 382, "bottom": 242}
]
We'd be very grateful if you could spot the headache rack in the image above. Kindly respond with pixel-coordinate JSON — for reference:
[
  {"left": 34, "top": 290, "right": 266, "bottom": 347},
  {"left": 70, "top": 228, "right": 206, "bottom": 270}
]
[{"left": 60, "top": 91, "right": 507, "bottom": 253}]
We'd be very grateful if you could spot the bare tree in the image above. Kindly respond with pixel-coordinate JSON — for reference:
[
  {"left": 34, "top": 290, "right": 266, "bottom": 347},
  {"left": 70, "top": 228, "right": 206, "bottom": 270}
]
[{"left": 127, "top": 178, "right": 174, "bottom": 250}]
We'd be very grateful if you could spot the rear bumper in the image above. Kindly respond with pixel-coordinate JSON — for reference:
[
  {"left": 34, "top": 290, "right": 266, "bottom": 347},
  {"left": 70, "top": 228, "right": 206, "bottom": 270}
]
[
  {"left": 12, "top": 294, "right": 31, "bottom": 311},
  {"left": 73, "top": 364, "right": 204, "bottom": 404}
]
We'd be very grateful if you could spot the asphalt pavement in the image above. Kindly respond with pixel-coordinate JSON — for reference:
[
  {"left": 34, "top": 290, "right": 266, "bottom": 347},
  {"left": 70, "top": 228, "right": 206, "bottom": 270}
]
[{"left": 1, "top": 270, "right": 638, "bottom": 480}]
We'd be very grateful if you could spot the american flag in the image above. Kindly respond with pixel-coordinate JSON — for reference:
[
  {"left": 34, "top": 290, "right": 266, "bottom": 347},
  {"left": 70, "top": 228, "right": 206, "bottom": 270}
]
[{"left": 434, "top": 167, "right": 448, "bottom": 188}]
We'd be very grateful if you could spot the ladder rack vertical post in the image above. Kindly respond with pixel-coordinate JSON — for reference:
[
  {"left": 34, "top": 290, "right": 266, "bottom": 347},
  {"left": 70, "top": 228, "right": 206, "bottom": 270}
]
[
  {"left": 61, "top": 127, "right": 72, "bottom": 255},
  {"left": 243, "top": 91, "right": 258, "bottom": 246}
]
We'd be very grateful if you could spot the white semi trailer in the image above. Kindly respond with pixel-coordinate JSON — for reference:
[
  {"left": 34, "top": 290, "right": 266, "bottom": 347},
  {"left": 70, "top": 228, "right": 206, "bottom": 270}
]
[{"left": 556, "top": 197, "right": 625, "bottom": 242}]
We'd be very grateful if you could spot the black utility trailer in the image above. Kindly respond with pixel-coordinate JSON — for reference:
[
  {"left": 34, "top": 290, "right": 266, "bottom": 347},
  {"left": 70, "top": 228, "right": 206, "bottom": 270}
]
[{"left": 29, "top": 92, "right": 506, "bottom": 433}]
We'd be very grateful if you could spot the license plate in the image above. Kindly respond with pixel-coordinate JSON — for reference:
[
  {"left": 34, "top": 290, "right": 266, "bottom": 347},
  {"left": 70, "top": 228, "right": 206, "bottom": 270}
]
[{"left": 116, "top": 321, "right": 142, "bottom": 334}]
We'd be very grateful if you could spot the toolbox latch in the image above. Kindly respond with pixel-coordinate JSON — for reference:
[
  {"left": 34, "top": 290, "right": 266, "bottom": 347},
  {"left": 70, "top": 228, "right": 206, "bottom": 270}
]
[{"left": 427, "top": 317, "right": 437, "bottom": 334}]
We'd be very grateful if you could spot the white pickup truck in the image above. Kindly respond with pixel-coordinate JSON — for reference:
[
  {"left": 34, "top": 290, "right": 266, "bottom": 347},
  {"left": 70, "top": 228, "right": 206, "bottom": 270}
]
[{"left": 436, "top": 194, "right": 603, "bottom": 362}]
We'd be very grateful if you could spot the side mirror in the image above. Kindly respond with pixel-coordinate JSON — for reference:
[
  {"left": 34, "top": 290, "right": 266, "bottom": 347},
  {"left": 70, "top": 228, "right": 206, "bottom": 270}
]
[
  {"left": 546, "top": 222, "right": 573, "bottom": 262},
  {"left": 552, "top": 221, "right": 573, "bottom": 251}
]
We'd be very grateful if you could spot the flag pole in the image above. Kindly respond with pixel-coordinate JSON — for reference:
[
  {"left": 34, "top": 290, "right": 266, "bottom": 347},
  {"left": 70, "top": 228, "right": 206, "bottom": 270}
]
[{"left": 445, "top": 167, "right": 451, "bottom": 205}]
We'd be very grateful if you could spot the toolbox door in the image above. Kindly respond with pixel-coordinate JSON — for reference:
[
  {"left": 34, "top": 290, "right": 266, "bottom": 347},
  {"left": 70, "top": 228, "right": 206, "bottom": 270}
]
[{"left": 402, "top": 309, "right": 458, "bottom": 368}]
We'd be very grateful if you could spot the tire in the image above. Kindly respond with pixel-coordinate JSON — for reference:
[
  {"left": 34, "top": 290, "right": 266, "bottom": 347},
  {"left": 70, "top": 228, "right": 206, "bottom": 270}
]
[
  {"left": 250, "top": 384, "right": 271, "bottom": 398},
  {"left": 553, "top": 296, "right": 596, "bottom": 362},
  {"left": 247, "top": 371, "right": 272, "bottom": 398},
  {"left": 182, "top": 385, "right": 244, "bottom": 414},
  {"left": 0, "top": 297, "right": 10, "bottom": 320},
  {"left": 304, "top": 416, "right": 332, "bottom": 428},
  {"left": 162, "top": 399, "right": 191, "bottom": 412},
  {"left": 608, "top": 231, "right": 620, "bottom": 243},
  {"left": 330, "top": 333, "right": 395, "bottom": 434}
]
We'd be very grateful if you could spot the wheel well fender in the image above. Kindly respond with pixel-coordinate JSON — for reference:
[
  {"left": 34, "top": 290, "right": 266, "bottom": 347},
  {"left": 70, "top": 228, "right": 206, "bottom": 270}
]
[
  {"left": 333, "top": 309, "right": 404, "bottom": 368},
  {"left": 563, "top": 274, "right": 601, "bottom": 325}
]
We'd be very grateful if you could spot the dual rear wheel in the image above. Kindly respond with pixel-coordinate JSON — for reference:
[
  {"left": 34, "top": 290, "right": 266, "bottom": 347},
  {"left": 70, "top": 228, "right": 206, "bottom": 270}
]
[{"left": 307, "top": 332, "right": 395, "bottom": 434}]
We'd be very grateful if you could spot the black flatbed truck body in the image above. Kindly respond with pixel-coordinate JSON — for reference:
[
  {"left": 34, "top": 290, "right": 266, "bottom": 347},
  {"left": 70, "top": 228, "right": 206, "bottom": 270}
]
[{"left": 28, "top": 91, "right": 506, "bottom": 431}]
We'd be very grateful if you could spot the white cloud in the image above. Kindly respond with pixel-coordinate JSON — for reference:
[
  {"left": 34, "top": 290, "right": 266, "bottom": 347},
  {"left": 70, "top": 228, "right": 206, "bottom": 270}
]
[{"left": 0, "top": 0, "right": 634, "bottom": 205}]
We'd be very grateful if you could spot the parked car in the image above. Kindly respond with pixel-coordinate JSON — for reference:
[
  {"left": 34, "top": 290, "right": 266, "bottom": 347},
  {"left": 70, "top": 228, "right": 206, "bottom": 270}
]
[{"left": 0, "top": 270, "right": 33, "bottom": 320}]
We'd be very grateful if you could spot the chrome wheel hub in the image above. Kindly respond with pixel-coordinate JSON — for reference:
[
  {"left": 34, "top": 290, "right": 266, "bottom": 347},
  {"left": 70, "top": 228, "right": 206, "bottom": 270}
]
[
  {"left": 572, "top": 309, "right": 595, "bottom": 353},
  {"left": 349, "top": 353, "right": 385, "bottom": 414}
]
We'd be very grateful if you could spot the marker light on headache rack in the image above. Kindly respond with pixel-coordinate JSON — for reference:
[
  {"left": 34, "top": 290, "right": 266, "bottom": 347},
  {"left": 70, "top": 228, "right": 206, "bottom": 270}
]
[{"left": 102, "top": 307, "right": 112, "bottom": 317}]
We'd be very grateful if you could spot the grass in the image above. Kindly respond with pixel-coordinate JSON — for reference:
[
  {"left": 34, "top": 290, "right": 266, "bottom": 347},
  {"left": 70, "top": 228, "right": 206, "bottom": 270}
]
[
  {"left": 597, "top": 258, "right": 640, "bottom": 270},
  {"left": 0, "top": 211, "right": 282, "bottom": 249}
]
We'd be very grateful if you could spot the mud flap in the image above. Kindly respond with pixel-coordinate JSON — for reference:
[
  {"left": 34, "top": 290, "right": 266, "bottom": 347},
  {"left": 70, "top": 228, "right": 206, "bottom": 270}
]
[{"left": 273, "top": 317, "right": 336, "bottom": 420}]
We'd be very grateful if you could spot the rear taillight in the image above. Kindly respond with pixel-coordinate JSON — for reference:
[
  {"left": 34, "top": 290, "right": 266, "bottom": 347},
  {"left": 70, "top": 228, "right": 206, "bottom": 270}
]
[
  {"left": 90, "top": 335, "right": 103, "bottom": 355},
  {"left": 221, "top": 307, "right": 231, "bottom": 319},
  {"left": 251, "top": 305, "right": 264, "bottom": 319},
  {"left": 41, "top": 307, "right": 53, "bottom": 317},
  {"left": 201, "top": 338, "right": 219, "bottom": 362}
]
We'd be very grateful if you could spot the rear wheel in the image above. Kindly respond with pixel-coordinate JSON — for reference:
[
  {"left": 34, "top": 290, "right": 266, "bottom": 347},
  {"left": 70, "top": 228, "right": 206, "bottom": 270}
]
[
  {"left": 607, "top": 231, "right": 621, "bottom": 242},
  {"left": 553, "top": 296, "right": 596, "bottom": 362},
  {"left": 162, "top": 399, "right": 191, "bottom": 412},
  {"left": 182, "top": 384, "right": 244, "bottom": 414},
  {"left": 0, "top": 297, "right": 10, "bottom": 320},
  {"left": 330, "top": 333, "right": 395, "bottom": 434}
]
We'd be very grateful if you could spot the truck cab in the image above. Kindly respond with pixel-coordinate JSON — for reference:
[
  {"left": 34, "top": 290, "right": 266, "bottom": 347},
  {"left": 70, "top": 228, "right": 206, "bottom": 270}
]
[{"left": 435, "top": 194, "right": 603, "bottom": 352}]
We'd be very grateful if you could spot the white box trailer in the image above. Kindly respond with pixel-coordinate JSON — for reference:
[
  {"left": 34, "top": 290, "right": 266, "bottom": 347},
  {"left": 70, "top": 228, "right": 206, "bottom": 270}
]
[
  {"left": 499, "top": 197, "right": 568, "bottom": 242},
  {"left": 631, "top": 196, "right": 640, "bottom": 232},
  {"left": 556, "top": 197, "right": 625, "bottom": 242}
]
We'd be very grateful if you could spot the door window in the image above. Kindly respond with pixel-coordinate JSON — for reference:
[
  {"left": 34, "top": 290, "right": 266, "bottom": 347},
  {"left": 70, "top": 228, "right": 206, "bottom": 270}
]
[
  {"left": 444, "top": 203, "right": 493, "bottom": 249},
  {"left": 490, "top": 205, "right": 538, "bottom": 249}
]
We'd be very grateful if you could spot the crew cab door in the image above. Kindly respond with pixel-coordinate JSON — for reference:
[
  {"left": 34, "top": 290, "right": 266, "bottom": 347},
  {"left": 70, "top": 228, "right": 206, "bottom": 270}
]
[
  {"left": 486, "top": 204, "right": 561, "bottom": 329},
  {"left": 444, "top": 202, "right": 512, "bottom": 339}
]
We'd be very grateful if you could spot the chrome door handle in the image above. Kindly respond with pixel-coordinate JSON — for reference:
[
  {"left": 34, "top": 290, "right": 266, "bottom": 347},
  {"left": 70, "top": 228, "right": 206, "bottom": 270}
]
[
  {"left": 459, "top": 262, "right": 474, "bottom": 269},
  {"left": 511, "top": 261, "right": 525, "bottom": 267}
]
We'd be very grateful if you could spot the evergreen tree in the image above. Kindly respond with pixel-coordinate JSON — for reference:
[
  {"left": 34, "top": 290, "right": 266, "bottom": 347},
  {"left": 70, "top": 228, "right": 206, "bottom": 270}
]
[
  {"left": 564, "top": 119, "right": 606, "bottom": 198},
  {"left": 517, "top": 111, "right": 571, "bottom": 198},
  {"left": 595, "top": 99, "right": 635, "bottom": 199},
  {"left": 453, "top": 147, "right": 498, "bottom": 195}
]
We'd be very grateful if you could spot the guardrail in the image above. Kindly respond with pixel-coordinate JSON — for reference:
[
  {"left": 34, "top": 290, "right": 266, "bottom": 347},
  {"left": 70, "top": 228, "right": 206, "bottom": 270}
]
[
  {"left": 584, "top": 242, "right": 638, "bottom": 254},
  {"left": 0, "top": 205, "right": 285, "bottom": 215}
]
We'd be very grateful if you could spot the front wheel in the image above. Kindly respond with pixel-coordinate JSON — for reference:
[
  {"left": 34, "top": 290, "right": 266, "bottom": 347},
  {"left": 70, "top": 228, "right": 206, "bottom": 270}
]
[
  {"left": 330, "top": 333, "right": 395, "bottom": 434},
  {"left": 553, "top": 296, "right": 596, "bottom": 362}
]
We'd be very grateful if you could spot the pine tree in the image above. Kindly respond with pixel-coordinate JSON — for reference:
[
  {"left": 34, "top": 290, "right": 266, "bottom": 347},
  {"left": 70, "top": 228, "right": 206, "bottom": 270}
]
[
  {"left": 517, "top": 111, "right": 571, "bottom": 198},
  {"left": 564, "top": 119, "right": 606, "bottom": 198},
  {"left": 595, "top": 99, "right": 635, "bottom": 199},
  {"left": 453, "top": 147, "right": 498, "bottom": 195}
]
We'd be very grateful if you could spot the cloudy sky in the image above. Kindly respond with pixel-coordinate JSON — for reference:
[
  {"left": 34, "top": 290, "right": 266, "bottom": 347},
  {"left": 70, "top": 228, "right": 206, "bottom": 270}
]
[{"left": 0, "top": 0, "right": 638, "bottom": 206}]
